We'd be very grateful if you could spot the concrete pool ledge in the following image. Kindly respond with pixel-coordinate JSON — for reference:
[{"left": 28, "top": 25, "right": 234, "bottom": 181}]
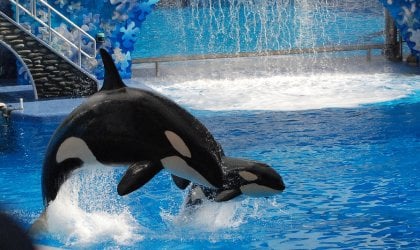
[
  {"left": 4, "top": 79, "right": 152, "bottom": 120},
  {"left": 10, "top": 98, "right": 85, "bottom": 119}
]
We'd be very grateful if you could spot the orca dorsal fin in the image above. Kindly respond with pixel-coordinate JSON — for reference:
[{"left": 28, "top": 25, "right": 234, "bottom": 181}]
[{"left": 99, "top": 48, "right": 127, "bottom": 91}]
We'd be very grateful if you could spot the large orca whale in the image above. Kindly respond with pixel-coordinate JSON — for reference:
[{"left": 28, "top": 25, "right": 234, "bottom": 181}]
[{"left": 41, "top": 49, "right": 224, "bottom": 204}]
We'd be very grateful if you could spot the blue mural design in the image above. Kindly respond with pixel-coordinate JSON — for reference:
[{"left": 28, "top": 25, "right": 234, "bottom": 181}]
[
  {"left": 13, "top": 0, "right": 158, "bottom": 80},
  {"left": 44, "top": 0, "right": 159, "bottom": 79},
  {"left": 378, "top": 0, "right": 420, "bottom": 57}
]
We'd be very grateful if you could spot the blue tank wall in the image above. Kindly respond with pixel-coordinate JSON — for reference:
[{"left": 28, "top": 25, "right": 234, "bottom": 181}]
[{"left": 379, "top": 0, "right": 420, "bottom": 57}]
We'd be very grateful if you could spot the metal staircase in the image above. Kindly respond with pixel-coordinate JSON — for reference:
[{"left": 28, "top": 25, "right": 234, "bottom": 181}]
[
  {"left": 0, "top": 0, "right": 98, "bottom": 99},
  {"left": 10, "top": 0, "right": 97, "bottom": 68}
]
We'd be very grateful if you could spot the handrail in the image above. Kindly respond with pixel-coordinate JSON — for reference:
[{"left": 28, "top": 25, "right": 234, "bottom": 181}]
[
  {"left": 133, "top": 43, "right": 385, "bottom": 76},
  {"left": 9, "top": 0, "right": 96, "bottom": 67},
  {"left": 133, "top": 44, "right": 385, "bottom": 64}
]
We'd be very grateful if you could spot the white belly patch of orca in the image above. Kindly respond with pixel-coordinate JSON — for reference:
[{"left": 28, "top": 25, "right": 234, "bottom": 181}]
[
  {"left": 161, "top": 156, "right": 214, "bottom": 188},
  {"left": 56, "top": 137, "right": 97, "bottom": 164}
]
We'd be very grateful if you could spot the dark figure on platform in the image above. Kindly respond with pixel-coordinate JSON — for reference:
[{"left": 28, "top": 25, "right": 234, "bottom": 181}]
[{"left": 0, "top": 212, "right": 35, "bottom": 250}]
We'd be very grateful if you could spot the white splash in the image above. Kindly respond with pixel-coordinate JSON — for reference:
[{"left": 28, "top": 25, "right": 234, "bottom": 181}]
[
  {"left": 148, "top": 73, "right": 419, "bottom": 111},
  {"left": 44, "top": 167, "right": 143, "bottom": 247},
  {"left": 162, "top": 200, "right": 246, "bottom": 233}
]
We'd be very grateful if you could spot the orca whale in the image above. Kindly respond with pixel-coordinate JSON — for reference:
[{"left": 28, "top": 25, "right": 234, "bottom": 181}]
[
  {"left": 118, "top": 155, "right": 285, "bottom": 206},
  {"left": 41, "top": 49, "right": 224, "bottom": 204},
  {"left": 182, "top": 157, "right": 286, "bottom": 207}
]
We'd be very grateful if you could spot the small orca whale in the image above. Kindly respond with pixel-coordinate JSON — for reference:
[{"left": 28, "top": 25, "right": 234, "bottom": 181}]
[
  {"left": 118, "top": 155, "right": 285, "bottom": 206},
  {"left": 181, "top": 157, "right": 285, "bottom": 207},
  {"left": 41, "top": 48, "right": 224, "bottom": 204}
]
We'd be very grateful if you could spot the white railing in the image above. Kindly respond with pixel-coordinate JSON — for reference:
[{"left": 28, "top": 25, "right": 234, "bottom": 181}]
[
  {"left": 9, "top": 0, "right": 96, "bottom": 67},
  {"left": 133, "top": 44, "right": 385, "bottom": 76}
]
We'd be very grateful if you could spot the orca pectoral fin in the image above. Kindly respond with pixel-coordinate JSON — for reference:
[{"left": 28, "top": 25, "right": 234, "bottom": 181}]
[
  {"left": 117, "top": 161, "right": 163, "bottom": 196},
  {"left": 172, "top": 175, "right": 191, "bottom": 190},
  {"left": 214, "top": 189, "right": 242, "bottom": 202}
]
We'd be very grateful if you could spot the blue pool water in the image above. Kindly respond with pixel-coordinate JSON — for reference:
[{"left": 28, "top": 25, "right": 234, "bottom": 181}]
[
  {"left": 1, "top": 58, "right": 420, "bottom": 248},
  {"left": 1, "top": 1, "right": 419, "bottom": 248}
]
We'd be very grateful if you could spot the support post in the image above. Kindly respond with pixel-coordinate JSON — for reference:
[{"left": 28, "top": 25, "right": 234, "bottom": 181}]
[
  {"left": 155, "top": 61, "right": 159, "bottom": 77},
  {"left": 384, "top": 9, "right": 402, "bottom": 61}
]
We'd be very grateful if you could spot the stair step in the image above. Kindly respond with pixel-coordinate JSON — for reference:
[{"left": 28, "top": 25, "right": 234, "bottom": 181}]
[{"left": 0, "top": 11, "right": 98, "bottom": 99}]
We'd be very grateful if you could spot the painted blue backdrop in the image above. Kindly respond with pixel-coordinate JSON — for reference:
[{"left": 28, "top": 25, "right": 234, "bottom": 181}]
[
  {"left": 379, "top": 0, "right": 420, "bottom": 57},
  {"left": 44, "top": 0, "right": 159, "bottom": 79}
]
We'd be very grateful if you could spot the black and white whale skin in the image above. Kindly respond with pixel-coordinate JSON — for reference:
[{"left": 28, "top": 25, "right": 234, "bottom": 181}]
[
  {"left": 182, "top": 157, "right": 285, "bottom": 207},
  {"left": 119, "top": 155, "right": 286, "bottom": 205},
  {"left": 41, "top": 49, "right": 224, "bottom": 204}
]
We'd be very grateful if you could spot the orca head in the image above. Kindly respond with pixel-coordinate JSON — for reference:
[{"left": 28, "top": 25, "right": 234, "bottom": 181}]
[{"left": 222, "top": 157, "right": 285, "bottom": 197}]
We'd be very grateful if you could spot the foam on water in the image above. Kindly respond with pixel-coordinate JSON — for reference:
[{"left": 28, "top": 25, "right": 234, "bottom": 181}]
[
  {"left": 156, "top": 196, "right": 288, "bottom": 244},
  {"left": 155, "top": 198, "right": 256, "bottom": 243},
  {"left": 43, "top": 167, "right": 143, "bottom": 247},
  {"left": 164, "top": 200, "right": 245, "bottom": 232},
  {"left": 148, "top": 72, "right": 420, "bottom": 111},
  {"left": 37, "top": 165, "right": 256, "bottom": 246},
  {"left": 134, "top": 55, "right": 420, "bottom": 111}
]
